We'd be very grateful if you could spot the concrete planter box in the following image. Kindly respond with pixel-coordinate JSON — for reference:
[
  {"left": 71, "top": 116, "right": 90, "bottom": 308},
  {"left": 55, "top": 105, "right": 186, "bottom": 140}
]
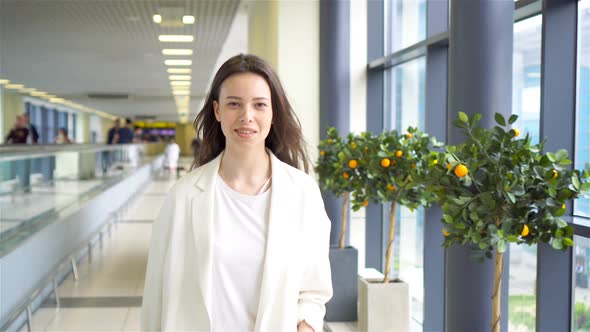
[
  {"left": 325, "top": 246, "right": 358, "bottom": 321},
  {"left": 358, "top": 274, "right": 409, "bottom": 332}
]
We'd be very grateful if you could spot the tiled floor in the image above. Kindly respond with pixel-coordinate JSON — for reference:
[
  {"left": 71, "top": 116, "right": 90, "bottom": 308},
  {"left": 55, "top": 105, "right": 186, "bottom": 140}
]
[{"left": 20, "top": 175, "right": 169, "bottom": 332}]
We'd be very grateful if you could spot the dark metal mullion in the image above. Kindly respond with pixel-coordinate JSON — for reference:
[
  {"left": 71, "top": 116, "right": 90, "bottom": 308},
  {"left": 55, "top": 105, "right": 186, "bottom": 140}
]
[
  {"left": 537, "top": 0, "right": 578, "bottom": 331},
  {"left": 368, "top": 32, "right": 449, "bottom": 71},
  {"left": 365, "top": 0, "right": 386, "bottom": 271}
]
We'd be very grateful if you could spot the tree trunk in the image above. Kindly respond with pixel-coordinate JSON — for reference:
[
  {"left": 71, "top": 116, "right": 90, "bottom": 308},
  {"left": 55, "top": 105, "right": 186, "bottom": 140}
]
[
  {"left": 491, "top": 248, "right": 504, "bottom": 332},
  {"left": 338, "top": 191, "right": 350, "bottom": 249},
  {"left": 383, "top": 201, "right": 397, "bottom": 283}
]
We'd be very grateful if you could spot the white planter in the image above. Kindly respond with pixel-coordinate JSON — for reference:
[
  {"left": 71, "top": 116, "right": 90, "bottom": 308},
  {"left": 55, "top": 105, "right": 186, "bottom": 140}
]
[{"left": 358, "top": 273, "right": 410, "bottom": 332}]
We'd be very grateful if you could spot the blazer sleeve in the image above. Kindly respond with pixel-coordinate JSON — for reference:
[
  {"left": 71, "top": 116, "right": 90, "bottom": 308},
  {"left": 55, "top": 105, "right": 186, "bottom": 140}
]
[
  {"left": 297, "top": 180, "right": 333, "bottom": 332},
  {"left": 141, "top": 192, "right": 175, "bottom": 331}
]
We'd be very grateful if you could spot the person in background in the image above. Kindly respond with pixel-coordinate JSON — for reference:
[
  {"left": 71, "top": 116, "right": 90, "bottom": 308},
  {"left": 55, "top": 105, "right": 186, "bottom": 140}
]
[
  {"left": 102, "top": 119, "right": 120, "bottom": 174},
  {"left": 107, "top": 119, "right": 120, "bottom": 145},
  {"left": 55, "top": 128, "right": 71, "bottom": 144},
  {"left": 162, "top": 137, "right": 181, "bottom": 172},
  {"left": 4, "top": 116, "right": 29, "bottom": 144},
  {"left": 133, "top": 128, "right": 143, "bottom": 143},
  {"left": 22, "top": 113, "right": 39, "bottom": 144},
  {"left": 117, "top": 118, "right": 134, "bottom": 144}
]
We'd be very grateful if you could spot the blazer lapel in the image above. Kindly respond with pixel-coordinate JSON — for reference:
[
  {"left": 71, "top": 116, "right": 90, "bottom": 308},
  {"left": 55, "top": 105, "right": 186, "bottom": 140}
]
[
  {"left": 189, "top": 153, "right": 223, "bottom": 325},
  {"left": 254, "top": 153, "right": 297, "bottom": 330}
]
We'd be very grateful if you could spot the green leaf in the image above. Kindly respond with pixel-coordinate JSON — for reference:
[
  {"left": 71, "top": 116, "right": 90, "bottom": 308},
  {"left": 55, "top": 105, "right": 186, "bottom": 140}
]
[
  {"left": 511, "top": 185, "right": 525, "bottom": 196},
  {"left": 563, "top": 238, "right": 574, "bottom": 247},
  {"left": 494, "top": 113, "right": 506, "bottom": 126},
  {"left": 552, "top": 239, "right": 564, "bottom": 250},
  {"left": 573, "top": 174, "right": 581, "bottom": 190},
  {"left": 506, "top": 235, "right": 519, "bottom": 243},
  {"left": 497, "top": 239, "right": 507, "bottom": 253},
  {"left": 546, "top": 153, "right": 556, "bottom": 163},
  {"left": 508, "top": 114, "right": 518, "bottom": 125},
  {"left": 506, "top": 192, "right": 516, "bottom": 204},
  {"left": 458, "top": 112, "right": 469, "bottom": 123},
  {"left": 556, "top": 149, "right": 568, "bottom": 161},
  {"left": 443, "top": 214, "right": 454, "bottom": 224},
  {"left": 556, "top": 218, "right": 568, "bottom": 228}
]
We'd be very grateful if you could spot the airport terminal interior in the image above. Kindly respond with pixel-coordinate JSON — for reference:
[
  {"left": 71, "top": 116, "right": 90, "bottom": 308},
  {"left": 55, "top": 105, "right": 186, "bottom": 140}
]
[{"left": 1, "top": 0, "right": 590, "bottom": 331}]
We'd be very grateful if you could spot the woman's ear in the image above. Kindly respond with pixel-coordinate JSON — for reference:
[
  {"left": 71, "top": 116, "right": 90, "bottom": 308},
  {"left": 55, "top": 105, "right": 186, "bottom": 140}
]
[{"left": 213, "top": 100, "right": 221, "bottom": 122}]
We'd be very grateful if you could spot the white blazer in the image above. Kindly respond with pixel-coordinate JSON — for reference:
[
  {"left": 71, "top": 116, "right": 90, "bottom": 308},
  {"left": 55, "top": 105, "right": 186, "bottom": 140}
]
[{"left": 141, "top": 152, "right": 333, "bottom": 332}]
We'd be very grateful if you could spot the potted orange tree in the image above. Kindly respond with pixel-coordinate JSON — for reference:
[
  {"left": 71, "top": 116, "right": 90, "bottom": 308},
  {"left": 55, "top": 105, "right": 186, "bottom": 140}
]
[
  {"left": 353, "top": 127, "right": 440, "bottom": 332},
  {"left": 428, "top": 112, "right": 590, "bottom": 332},
  {"left": 316, "top": 127, "right": 368, "bottom": 321}
]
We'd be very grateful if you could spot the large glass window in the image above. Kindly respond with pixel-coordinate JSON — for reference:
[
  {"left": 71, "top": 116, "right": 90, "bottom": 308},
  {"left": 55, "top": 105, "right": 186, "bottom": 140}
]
[
  {"left": 386, "top": 0, "right": 426, "bottom": 53},
  {"left": 385, "top": 57, "right": 426, "bottom": 325},
  {"left": 509, "top": 14, "right": 542, "bottom": 332},
  {"left": 512, "top": 14, "right": 542, "bottom": 145},
  {"left": 574, "top": 235, "right": 590, "bottom": 331},
  {"left": 575, "top": 0, "right": 590, "bottom": 218}
]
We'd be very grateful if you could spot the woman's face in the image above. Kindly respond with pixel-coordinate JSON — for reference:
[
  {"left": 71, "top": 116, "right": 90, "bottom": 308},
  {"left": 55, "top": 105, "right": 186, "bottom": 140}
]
[{"left": 213, "top": 72, "right": 273, "bottom": 150}]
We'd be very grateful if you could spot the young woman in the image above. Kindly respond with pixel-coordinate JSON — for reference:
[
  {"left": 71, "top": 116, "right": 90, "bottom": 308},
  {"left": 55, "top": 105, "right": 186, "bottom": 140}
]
[{"left": 141, "top": 54, "right": 333, "bottom": 332}]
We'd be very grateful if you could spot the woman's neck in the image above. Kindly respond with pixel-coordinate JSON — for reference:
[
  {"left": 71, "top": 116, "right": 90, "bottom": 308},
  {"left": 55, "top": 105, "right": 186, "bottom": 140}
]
[{"left": 219, "top": 145, "right": 271, "bottom": 192}]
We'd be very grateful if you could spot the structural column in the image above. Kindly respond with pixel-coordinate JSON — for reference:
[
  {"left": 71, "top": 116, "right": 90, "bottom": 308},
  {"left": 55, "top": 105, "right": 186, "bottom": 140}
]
[
  {"left": 319, "top": 0, "right": 350, "bottom": 246},
  {"left": 446, "top": 1, "right": 513, "bottom": 331}
]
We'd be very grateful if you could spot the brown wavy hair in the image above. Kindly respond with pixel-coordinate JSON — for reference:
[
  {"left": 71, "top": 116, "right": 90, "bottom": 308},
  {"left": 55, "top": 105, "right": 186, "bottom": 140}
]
[{"left": 192, "top": 54, "right": 310, "bottom": 172}]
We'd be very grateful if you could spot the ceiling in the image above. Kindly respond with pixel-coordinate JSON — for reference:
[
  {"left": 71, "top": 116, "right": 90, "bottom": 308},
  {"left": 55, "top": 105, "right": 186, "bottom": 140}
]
[{"left": 0, "top": 0, "right": 246, "bottom": 122}]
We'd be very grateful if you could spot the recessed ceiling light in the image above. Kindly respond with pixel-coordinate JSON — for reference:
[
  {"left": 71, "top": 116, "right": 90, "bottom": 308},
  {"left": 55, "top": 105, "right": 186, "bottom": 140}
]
[
  {"left": 31, "top": 91, "right": 48, "bottom": 97},
  {"left": 50, "top": 97, "right": 65, "bottom": 103},
  {"left": 173, "top": 90, "right": 190, "bottom": 96},
  {"left": 171, "top": 81, "right": 191, "bottom": 86},
  {"left": 168, "top": 68, "right": 192, "bottom": 74},
  {"left": 183, "top": 15, "right": 195, "bottom": 24},
  {"left": 169, "top": 75, "right": 191, "bottom": 81},
  {"left": 159, "top": 35, "right": 194, "bottom": 42},
  {"left": 165, "top": 59, "right": 192, "bottom": 66},
  {"left": 163, "top": 49, "right": 193, "bottom": 56},
  {"left": 0, "top": 79, "right": 9, "bottom": 85},
  {"left": 153, "top": 14, "right": 162, "bottom": 23},
  {"left": 4, "top": 83, "right": 24, "bottom": 89},
  {"left": 19, "top": 88, "right": 36, "bottom": 93}
]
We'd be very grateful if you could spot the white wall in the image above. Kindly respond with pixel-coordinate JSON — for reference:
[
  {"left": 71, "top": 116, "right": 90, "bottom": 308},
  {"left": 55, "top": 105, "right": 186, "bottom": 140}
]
[
  {"left": 277, "top": 0, "right": 320, "bottom": 167},
  {"left": 89, "top": 115, "right": 103, "bottom": 143},
  {"left": 350, "top": 0, "right": 368, "bottom": 134}
]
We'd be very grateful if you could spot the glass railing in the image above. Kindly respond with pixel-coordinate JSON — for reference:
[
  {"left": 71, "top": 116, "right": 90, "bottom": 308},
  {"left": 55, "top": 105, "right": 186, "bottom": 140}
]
[{"left": 0, "top": 143, "right": 165, "bottom": 255}]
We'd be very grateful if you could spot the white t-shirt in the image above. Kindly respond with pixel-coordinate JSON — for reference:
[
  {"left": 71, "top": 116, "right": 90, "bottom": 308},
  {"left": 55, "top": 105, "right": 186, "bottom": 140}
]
[{"left": 211, "top": 174, "right": 271, "bottom": 332}]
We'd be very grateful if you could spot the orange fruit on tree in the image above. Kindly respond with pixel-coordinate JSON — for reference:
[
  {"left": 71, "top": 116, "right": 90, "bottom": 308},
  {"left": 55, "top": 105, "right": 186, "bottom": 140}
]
[
  {"left": 512, "top": 128, "right": 520, "bottom": 137},
  {"left": 350, "top": 142, "right": 357, "bottom": 149},
  {"left": 433, "top": 159, "right": 438, "bottom": 165},
  {"left": 387, "top": 184, "right": 395, "bottom": 191},
  {"left": 327, "top": 139, "right": 333, "bottom": 145},
  {"left": 454, "top": 164, "right": 468, "bottom": 178},
  {"left": 552, "top": 170, "right": 559, "bottom": 179},
  {"left": 562, "top": 203, "right": 566, "bottom": 210},
  {"left": 342, "top": 171, "right": 350, "bottom": 179},
  {"left": 362, "top": 200, "right": 369, "bottom": 207},
  {"left": 521, "top": 225, "right": 529, "bottom": 237},
  {"left": 406, "top": 133, "right": 413, "bottom": 139},
  {"left": 395, "top": 150, "right": 403, "bottom": 158},
  {"left": 381, "top": 158, "right": 391, "bottom": 168},
  {"left": 320, "top": 150, "right": 326, "bottom": 156},
  {"left": 348, "top": 159, "right": 358, "bottom": 169},
  {"left": 442, "top": 228, "right": 450, "bottom": 237}
]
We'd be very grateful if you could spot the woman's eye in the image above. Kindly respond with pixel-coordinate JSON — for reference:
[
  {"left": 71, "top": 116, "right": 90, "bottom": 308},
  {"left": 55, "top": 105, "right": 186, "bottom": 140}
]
[
  {"left": 227, "top": 102, "right": 240, "bottom": 107},
  {"left": 256, "top": 103, "right": 267, "bottom": 108}
]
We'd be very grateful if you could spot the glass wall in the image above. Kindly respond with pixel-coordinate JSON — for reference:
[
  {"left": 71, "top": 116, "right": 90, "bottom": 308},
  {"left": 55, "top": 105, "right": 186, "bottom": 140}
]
[
  {"left": 512, "top": 14, "right": 542, "bottom": 144},
  {"left": 508, "top": 14, "right": 543, "bottom": 332},
  {"left": 385, "top": 56, "right": 426, "bottom": 325},
  {"left": 386, "top": 0, "right": 426, "bottom": 53},
  {"left": 576, "top": 0, "right": 590, "bottom": 218}
]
